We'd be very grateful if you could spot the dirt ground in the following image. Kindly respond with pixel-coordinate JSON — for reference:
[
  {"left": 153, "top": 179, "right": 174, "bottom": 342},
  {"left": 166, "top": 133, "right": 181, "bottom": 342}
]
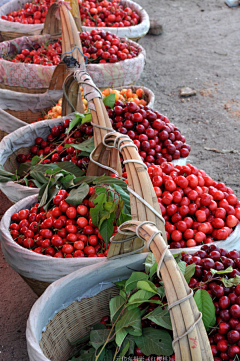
[{"left": 1, "top": 0, "right": 240, "bottom": 359}]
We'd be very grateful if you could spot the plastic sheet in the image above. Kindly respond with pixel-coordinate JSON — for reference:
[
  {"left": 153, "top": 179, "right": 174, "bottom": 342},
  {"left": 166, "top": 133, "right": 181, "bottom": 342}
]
[{"left": 0, "top": 89, "right": 62, "bottom": 112}]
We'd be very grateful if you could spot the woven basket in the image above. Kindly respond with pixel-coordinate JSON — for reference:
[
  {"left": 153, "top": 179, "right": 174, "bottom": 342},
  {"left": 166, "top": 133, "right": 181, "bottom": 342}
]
[
  {"left": 0, "top": 3, "right": 64, "bottom": 94},
  {"left": 20, "top": 275, "right": 51, "bottom": 297},
  {"left": 0, "top": 1, "right": 61, "bottom": 42},
  {"left": 0, "top": 34, "right": 62, "bottom": 94},
  {"left": 81, "top": 0, "right": 150, "bottom": 42},
  {"left": 4, "top": 108, "right": 52, "bottom": 122},
  {"left": 0, "top": 83, "right": 49, "bottom": 94},
  {"left": 26, "top": 255, "right": 146, "bottom": 361},
  {"left": 39, "top": 287, "right": 119, "bottom": 361},
  {"left": 0, "top": 0, "right": 81, "bottom": 42}
]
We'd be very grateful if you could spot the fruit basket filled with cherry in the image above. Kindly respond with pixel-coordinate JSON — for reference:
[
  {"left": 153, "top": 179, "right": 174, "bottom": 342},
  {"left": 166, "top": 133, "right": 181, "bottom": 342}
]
[
  {"left": 6, "top": 98, "right": 191, "bottom": 189},
  {"left": 135, "top": 162, "right": 240, "bottom": 251},
  {"left": 0, "top": 28, "right": 145, "bottom": 90},
  {"left": 3, "top": 157, "right": 240, "bottom": 255},
  {"left": 79, "top": 0, "right": 142, "bottom": 28},
  {"left": 1, "top": 0, "right": 149, "bottom": 40},
  {"left": 1, "top": 0, "right": 52, "bottom": 25},
  {"left": 7, "top": 175, "right": 130, "bottom": 258},
  {"left": 0, "top": 29, "right": 141, "bottom": 65},
  {"left": 38, "top": 86, "right": 154, "bottom": 121},
  {"left": 25, "top": 243, "right": 240, "bottom": 361}
]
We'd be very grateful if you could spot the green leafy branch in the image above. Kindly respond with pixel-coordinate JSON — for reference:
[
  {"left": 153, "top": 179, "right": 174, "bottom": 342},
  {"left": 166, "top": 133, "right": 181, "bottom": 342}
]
[
  {"left": 90, "top": 182, "right": 131, "bottom": 247},
  {"left": 70, "top": 261, "right": 174, "bottom": 361},
  {"left": 0, "top": 113, "right": 93, "bottom": 186}
]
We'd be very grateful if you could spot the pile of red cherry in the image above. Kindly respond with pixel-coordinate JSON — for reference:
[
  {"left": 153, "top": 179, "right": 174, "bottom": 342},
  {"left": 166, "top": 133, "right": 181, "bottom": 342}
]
[
  {"left": 122, "top": 162, "right": 240, "bottom": 249},
  {"left": 6, "top": 40, "right": 62, "bottom": 65},
  {"left": 16, "top": 118, "right": 92, "bottom": 187},
  {"left": 184, "top": 244, "right": 240, "bottom": 360},
  {"left": 108, "top": 102, "right": 190, "bottom": 164},
  {"left": 9, "top": 187, "right": 115, "bottom": 258},
  {"left": 1, "top": 0, "right": 52, "bottom": 24},
  {"left": 80, "top": 29, "right": 139, "bottom": 63},
  {"left": 79, "top": 0, "right": 140, "bottom": 28},
  {"left": 2, "top": 29, "right": 139, "bottom": 65}
]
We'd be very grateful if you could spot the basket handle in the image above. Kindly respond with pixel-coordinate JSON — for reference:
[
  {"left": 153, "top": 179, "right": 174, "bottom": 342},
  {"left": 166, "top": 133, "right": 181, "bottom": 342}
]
[
  {"left": 61, "top": 74, "right": 85, "bottom": 116},
  {"left": 72, "top": 68, "right": 122, "bottom": 176},
  {"left": 59, "top": 3, "right": 85, "bottom": 65},
  {"left": 95, "top": 131, "right": 167, "bottom": 241},
  {"left": 68, "top": 0, "right": 82, "bottom": 32},
  {"left": 42, "top": 3, "right": 61, "bottom": 37},
  {"left": 46, "top": 2, "right": 84, "bottom": 91}
]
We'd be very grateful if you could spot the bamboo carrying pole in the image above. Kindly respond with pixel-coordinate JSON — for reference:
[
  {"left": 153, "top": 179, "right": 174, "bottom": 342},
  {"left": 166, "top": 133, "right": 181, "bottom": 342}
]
[
  {"left": 60, "top": 5, "right": 84, "bottom": 66},
  {"left": 59, "top": 4, "right": 85, "bottom": 114},
  {"left": 69, "top": 0, "right": 82, "bottom": 32}
]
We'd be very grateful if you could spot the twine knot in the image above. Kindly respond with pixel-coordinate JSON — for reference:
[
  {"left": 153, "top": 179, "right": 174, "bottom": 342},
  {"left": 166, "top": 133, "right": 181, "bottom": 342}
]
[{"left": 55, "top": 0, "right": 72, "bottom": 20}]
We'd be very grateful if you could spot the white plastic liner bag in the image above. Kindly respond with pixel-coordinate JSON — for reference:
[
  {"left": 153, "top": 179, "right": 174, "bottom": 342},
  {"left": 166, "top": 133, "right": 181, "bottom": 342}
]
[
  {"left": 170, "top": 223, "right": 240, "bottom": 256},
  {"left": 0, "top": 109, "right": 27, "bottom": 134},
  {"left": 0, "top": 89, "right": 62, "bottom": 134},
  {"left": 26, "top": 253, "right": 147, "bottom": 361},
  {"left": 0, "top": 114, "right": 75, "bottom": 203},
  {"left": 82, "top": 0, "right": 150, "bottom": 40},
  {"left": 0, "top": 194, "right": 112, "bottom": 283},
  {"left": 0, "top": 89, "right": 62, "bottom": 113}
]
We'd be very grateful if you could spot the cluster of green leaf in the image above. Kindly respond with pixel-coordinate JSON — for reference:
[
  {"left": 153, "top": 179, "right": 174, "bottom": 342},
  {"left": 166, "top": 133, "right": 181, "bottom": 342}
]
[
  {"left": 210, "top": 266, "right": 240, "bottom": 288},
  {"left": 0, "top": 114, "right": 94, "bottom": 186},
  {"left": 70, "top": 257, "right": 174, "bottom": 361},
  {"left": 36, "top": 173, "right": 131, "bottom": 245},
  {"left": 89, "top": 181, "right": 131, "bottom": 247},
  {"left": 144, "top": 253, "right": 216, "bottom": 332}
]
